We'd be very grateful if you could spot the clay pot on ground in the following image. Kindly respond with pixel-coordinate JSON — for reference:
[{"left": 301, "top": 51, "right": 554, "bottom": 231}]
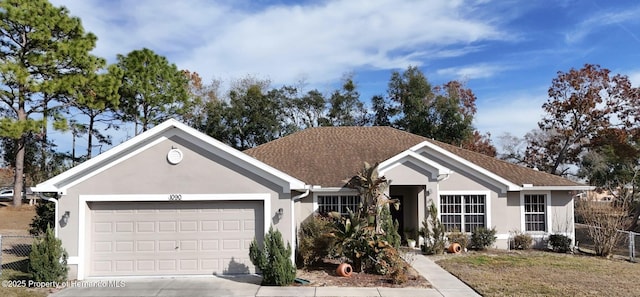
[
  {"left": 336, "top": 263, "right": 353, "bottom": 277},
  {"left": 448, "top": 242, "right": 462, "bottom": 254}
]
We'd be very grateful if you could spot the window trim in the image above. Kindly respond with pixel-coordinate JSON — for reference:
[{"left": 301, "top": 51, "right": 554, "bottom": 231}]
[
  {"left": 438, "top": 191, "right": 491, "bottom": 233},
  {"left": 520, "top": 191, "right": 551, "bottom": 233}
]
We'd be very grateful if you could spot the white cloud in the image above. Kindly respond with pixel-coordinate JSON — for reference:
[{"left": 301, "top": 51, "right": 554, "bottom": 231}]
[
  {"left": 437, "top": 63, "right": 509, "bottom": 80},
  {"left": 51, "top": 0, "right": 507, "bottom": 86},
  {"left": 475, "top": 91, "right": 546, "bottom": 139},
  {"left": 565, "top": 6, "right": 640, "bottom": 44},
  {"left": 627, "top": 70, "right": 640, "bottom": 87}
]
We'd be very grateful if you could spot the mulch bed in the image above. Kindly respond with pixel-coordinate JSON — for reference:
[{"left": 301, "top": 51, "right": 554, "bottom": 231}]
[{"left": 294, "top": 258, "right": 431, "bottom": 288}]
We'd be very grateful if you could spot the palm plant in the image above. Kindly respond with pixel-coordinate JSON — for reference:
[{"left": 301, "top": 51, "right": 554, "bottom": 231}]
[{"left": 346, "top": 162, "right": 399, "bottom": 233}]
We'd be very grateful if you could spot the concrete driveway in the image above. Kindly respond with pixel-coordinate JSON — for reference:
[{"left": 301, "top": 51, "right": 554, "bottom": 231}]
[
  {"left": 48, "top": 276, "right": 442, "bottom": 297},
  {"left": 49, "top": 276, "right": 262, "bottom": 297},
  {"left": 48, "top": 254, "right": 476, "bottom": 297}
]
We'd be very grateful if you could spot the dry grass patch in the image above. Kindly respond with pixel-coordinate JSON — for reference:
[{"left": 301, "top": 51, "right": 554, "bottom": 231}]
[
  {"left": 437, "top": 250, "right": 640, "bottom": 297},
  {"left": 0, "top": 202, "right": 35, "bottom": 234},
  {"left": 0, "top": 287, "right": 46, "bottom": 297}
]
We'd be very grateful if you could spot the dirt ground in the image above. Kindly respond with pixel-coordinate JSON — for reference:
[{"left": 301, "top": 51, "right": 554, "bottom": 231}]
[
  {"left": 0, "top": 202, "right": 35, "bottom": 235},
  {"left": 295, "top": 258, "right": 431, "bottom": 288}
]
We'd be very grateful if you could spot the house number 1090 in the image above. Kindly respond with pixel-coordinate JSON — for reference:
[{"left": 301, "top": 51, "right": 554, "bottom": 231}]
[{"left": 169, "top": 194, "right": 182, "bottom": 201}]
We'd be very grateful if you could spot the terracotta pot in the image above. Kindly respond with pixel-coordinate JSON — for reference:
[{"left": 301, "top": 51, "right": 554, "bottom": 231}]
[
  {"left": 336, "top": 263, "right": 353, "bottom": 277},
  {"left": 448, "top": 242, "right": 462, "bottom": 254}
]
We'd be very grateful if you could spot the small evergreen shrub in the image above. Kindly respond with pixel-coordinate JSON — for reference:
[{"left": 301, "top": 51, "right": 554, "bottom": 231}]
[
  {"left": 380, "top": 205, "right": 401, "bottom": 249},
  {"left": 29, "top": 200, "right": 55, "bottom": 235},
  {"left": 249, "top": 227, "right": 296, "bottom": 286},
  {"left": 420, "top": 202, "right": 446, "bottom": 254},
  {"left": 470, "top": 227, "right": 497, "bottom": 250},
  {"left": 297, "top": 215, "right": 336, "bottom": 267},
  {"left": 447, "top": 229, "right": 469, "bottom": 250},
  {"left": 511, "top": 232, "right": 533, "bottom": 250},
  {"left": 29, "top": 227, "right": 68, "bottom": 282},
  {"left": 549, "top": 234, "right": 572, "bottom": 253}
]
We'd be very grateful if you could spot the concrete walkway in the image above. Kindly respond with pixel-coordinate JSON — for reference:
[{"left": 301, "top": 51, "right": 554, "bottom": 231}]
[
  {"left": 410, "top": 253, "right": 481, "bottom": 297},
  {"left": 50, "top": 254, "right": 479, "bottom": 297}
]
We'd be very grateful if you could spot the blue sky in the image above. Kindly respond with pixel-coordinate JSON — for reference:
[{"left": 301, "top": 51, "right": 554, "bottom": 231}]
[{"left": 49, "top": 0, "right": 640, "bottom": 154}]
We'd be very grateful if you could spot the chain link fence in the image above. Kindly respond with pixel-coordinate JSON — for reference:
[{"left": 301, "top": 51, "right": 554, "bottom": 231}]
[
  {"left": 0, "top": 235, "right": 38, "bottom": 279},
  {"left": 575, "top": 223, "right": 639, "bottom": 262}
]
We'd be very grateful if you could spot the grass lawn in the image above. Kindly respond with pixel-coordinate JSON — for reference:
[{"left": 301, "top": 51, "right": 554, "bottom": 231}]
[{"left": 437, "top": 250, "right": 640, "bottom": 297}]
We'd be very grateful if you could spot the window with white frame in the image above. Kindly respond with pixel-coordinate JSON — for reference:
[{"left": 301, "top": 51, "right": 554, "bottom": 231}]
[
  {"left": 524, "top": 194, "right": 546, "bottom": 232},
  {"left": 317, "top": 195, "right": 360, "bottom": 215},
  {"left": 440, "top": 194, "right": 486, "bottom": 232}
]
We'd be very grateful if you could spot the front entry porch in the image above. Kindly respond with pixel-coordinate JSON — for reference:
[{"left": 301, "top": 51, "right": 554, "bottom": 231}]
[{"left": 389, "top": 185, "right": 428, "bottom": 243}]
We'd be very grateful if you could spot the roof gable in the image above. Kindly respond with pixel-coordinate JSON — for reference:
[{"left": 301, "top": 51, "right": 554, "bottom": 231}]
[
  {"left": 378, "top": 150, "right": 452, "bottom": 180},
  {"left": 33, "top": 119, "right": 305, "bottom": 194},
  {"left": 420, "top": 139, "right": 588, "bottom": 189}
]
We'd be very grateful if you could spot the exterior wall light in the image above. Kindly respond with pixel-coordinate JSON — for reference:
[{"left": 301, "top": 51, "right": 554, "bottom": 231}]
[
  {"left": 277, "top": 208, "right": 284, "bottom": 219},
  {"left": 61, "top": 211, "right": 70, "bottom": 226}
]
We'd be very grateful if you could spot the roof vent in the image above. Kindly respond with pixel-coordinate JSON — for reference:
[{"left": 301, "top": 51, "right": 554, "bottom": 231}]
[{"left": 167, "top": 148, "right": 184, "bottom": 165}]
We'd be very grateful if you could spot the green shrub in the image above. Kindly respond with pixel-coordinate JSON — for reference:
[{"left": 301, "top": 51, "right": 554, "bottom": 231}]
[
  {"left": 470, "top": 227, "right": 497, "bottom": 250},
  {"left": 29, "top": 226, "right": 68, "bottom": 282},
  {"left": 249, "top": 227, "right": 296, "bottom": 286},
  {"left": 297, "top": 215, "right": 336, "bottom": 267},
  {"left": 420, "top": 202, "right": 446, "bottom": 254},
  {"left": 549, "top": 234, "right": 572, "bottom": 253},
  {"left": 330, "top": 210, "right": 370, "bottom": 272},
  {"left": 380, "top": 205, "right": 401, "bottom": 249},
  {"left": 511, "top": 232, "right": 533, "bottom": 250},
  {"left": 29, "top": 200, "right": 55, "bottom": 236},
  {"left": 447, "top": 229, "right": 469, "bottom": 250}
]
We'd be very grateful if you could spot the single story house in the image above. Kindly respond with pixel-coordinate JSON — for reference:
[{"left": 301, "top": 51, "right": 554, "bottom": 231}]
[{"left": 32, "top": 119, "right": 591, "bottom": 280}]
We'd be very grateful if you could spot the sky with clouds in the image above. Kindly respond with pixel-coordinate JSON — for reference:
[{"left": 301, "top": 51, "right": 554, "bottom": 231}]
[{"left": 48, "top": 0, "right": 640, "bottom": 153}]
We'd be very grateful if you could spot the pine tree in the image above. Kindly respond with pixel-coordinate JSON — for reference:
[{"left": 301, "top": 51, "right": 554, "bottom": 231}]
[
  {"left": 0, "top": 0, "right": 103, "bottom": 207},
  {"left": 249, "top": 227, "right": 296, "bottom": 286},
  {"left": 29, "top": 227, "right": 68, "bottom": 282},
  {"left": 116, "top": 48, "right": 189, "bottom": 134}
]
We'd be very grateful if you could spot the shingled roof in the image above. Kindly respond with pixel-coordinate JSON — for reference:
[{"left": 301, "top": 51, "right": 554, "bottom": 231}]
[{"left": 243, "top": 126, "right": 584, "bottom": 188}]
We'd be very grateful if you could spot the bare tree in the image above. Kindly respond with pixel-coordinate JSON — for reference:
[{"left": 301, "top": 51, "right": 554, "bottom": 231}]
[{"left": 576, "top": 186, "right": 632, "bottom": 258}]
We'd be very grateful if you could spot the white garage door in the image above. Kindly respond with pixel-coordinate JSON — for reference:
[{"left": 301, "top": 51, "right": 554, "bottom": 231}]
[{"left": 88, "top": 200, "right": 263, "bottom": 277}]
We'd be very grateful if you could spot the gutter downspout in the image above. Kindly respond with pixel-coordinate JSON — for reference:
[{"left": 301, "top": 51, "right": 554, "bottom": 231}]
[
  {"left": 40, "top": 195, "right": 59, "bottom": 237},
  {"left": 290, "top": 189, "right": 310, "bottom": 265}
]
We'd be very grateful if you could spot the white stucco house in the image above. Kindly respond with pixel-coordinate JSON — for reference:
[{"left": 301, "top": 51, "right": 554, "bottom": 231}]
[{"left": 32, "top": 119, "right": 591, "bottom": 280}]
